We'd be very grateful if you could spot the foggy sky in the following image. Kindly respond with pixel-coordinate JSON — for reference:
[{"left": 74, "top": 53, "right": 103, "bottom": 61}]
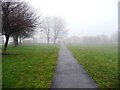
[{"left": 25, "top": 0, "right": 119, "bottom": 37}]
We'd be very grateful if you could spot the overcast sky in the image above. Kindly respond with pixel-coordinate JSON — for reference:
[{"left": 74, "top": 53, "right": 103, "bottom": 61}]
[{"left": 25, "top": 0, "right": 119, "bottom": 37}]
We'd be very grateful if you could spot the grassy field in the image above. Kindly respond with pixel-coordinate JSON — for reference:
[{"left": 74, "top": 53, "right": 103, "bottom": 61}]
[
  {"left": 0, "top": 45, "right": 2, "bottom": 89},
  {"left": 67, "top": 43, "right": 118, "bottom": 88},
  {"left": 2, "top": 44, "right": 59, "bottom": 88}
]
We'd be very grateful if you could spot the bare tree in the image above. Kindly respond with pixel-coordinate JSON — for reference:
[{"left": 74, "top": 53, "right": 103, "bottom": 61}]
[
  {"left": 18, "top": 28, "right": 35, "bottom": 44},
  {"left": 42, "top": 16, "right": 52, "bottom": 44},
  {"left": 11, "top": 2, "right": 40, "bottom": 46},
  {"left": 52, "top": 16, "right": 67, "bottom": 44},
  {"left": 2, "top": 1, "right": 40, "bottom": 54},
  {"left": 12, "top": 27, "right": 34, "bottom": 46}
]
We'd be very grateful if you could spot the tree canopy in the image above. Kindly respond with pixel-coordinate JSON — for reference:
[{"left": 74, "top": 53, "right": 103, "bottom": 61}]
[{"left": 2, "top": 0, "right": 40, "bottom": 54}]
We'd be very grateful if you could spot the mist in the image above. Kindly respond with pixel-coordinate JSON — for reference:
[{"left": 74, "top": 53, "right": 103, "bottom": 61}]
[
  {"left": 1, "top": 0, "right": 118, "bottom": 45},
  {"left": 21, "top": 0, "right": 118, "bottom": 44},
  {"left": 1, "top": 0, "right": 119, "bottom": 88}
]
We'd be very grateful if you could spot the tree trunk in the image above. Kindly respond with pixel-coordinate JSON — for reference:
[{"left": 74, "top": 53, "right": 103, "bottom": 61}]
[
  {"left": 54, "top": 38, "right": 56, "bottom": 44},
  {"left": 2, "top": 36, "right": 10, "bottom": 55},
  {"left": 13, "top": 35, "right": 18, "bottom": 47},
  {"left": 19, "top": 37, "right": 22, "bottom": 44},
  {"left": 47, "top": 37, "right": 49, "bottom": 44},
  {"left": 16, "top": 36, "right": 18, "bottom": 46}
]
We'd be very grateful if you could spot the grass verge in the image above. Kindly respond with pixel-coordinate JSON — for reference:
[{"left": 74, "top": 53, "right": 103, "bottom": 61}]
[
  {"left": 67, "top": 44, "right": 118, "bottom": 88},
  {"left": 2, "top": 44, "right": 59, "bottom": 88}
]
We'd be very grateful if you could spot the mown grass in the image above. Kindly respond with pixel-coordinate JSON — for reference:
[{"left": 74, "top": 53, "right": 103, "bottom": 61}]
[
  {"left": 67, "top": 43, "right": 118, "bottom": 88},
  {"left": 2, "top": 44, "right": 59, "bottom": 88},
  {"left": 0, "top": 45, "right": 2, "bottom": 89}
]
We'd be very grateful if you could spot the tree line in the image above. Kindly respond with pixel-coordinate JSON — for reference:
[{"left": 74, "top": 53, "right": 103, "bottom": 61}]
[
  {"left": 66, "top": 33, "right": 118, "bottom": 44},
  {"left": 1, "top": 0, "right": 67, "bottom": 54}
]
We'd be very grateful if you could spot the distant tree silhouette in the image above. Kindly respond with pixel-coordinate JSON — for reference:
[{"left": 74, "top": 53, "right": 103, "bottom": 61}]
[
  {"left": 42, "top": 16, "right": 52, "bottom": 44},
  {"left": 52, "top": 16, "right": 67, "bottom": 44}
]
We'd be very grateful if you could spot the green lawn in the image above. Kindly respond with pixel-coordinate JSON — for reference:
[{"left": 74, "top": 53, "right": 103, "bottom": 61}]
[
  {"left": 67, "top": 43, "right": 118, "bottom": 88},
  {"left": 2, "top": 44, "right": 59, "bottom": 88},
  {"left": 0, "top": 45, "right": 2, "bottom": 89}
]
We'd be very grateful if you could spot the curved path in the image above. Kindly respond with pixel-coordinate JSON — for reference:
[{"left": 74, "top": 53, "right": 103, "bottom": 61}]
[{"left": 51, "top": 43, "right": 99, "bottom": 88}]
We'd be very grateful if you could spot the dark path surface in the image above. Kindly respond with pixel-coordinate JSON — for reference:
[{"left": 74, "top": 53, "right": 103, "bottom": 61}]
[{"left": 51, "top": 43, "right": 99, "bottom": 88}]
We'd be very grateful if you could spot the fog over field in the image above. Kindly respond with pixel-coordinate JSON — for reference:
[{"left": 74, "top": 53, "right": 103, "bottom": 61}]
[
  {"left": 23, "top": 0, "right": 119, "bottom": 44},
  {"left": 1, "top": 0, "right": 118, "bottom": 44},
  {"left": 1, "top": 0, "right": 119, "bottom": 88}
]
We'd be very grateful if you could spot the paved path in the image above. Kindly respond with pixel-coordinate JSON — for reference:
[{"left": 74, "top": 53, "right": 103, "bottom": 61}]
[{"left": 51, "top": 43, "right": 99, "bottom": 88}]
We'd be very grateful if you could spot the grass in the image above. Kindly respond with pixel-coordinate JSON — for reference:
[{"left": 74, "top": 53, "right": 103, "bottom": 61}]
[
  {"left": 67, "top": 43, "right": 118, "bottom": 88},
  {"left": 0, "top": 45, "right": 2, "bottom": 89},
  {"left": 2, "top": 44, "right": 59, "bottom": 88}
]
